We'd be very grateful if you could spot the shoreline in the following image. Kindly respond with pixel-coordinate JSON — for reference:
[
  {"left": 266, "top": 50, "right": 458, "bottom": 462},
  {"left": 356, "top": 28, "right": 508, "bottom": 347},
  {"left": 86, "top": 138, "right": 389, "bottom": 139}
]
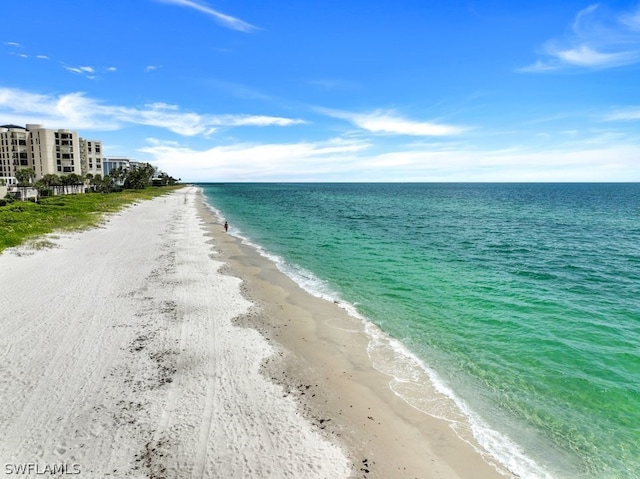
[
  {"left": 197, "top": 190, "right": 512, "bottom": 479},
  {"left": 0, "top": 185, "right": 514, "bottom": 478}
]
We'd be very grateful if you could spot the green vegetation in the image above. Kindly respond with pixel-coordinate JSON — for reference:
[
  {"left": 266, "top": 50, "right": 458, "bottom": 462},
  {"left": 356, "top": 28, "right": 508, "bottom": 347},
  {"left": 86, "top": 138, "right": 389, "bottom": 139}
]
[{"left": 0, "top": 186, "right": 182, "bottom": 253}]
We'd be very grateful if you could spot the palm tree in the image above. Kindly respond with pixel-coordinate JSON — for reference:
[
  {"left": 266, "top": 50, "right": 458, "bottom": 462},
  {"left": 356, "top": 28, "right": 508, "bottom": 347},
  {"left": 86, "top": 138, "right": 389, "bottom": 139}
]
[
  {"left": 110, "top": 167, "right": 125, "bottom": 188},
  {"left": 124, "top": 163, "right": 156, "bottom": 189},
  {"left": 66, "top": 173, "right": 83, "bottom": 194},
  {"left": 105, "top": 175, "right": 116, "bottom": 192},
  {"left": 85, "top": 173, "right": 94, "bottom": 192},
  {"left": 38, "top": 174, "right": 61, "bottom": 196},
  {"left": 15, "top": 168, "right": 35, "bottom": 185},
  {"left": 14, "top": 168, "right": 36, "bottom": 201},
  {"left": 60, "top": 175, "right": 73, "bottom": 195}
]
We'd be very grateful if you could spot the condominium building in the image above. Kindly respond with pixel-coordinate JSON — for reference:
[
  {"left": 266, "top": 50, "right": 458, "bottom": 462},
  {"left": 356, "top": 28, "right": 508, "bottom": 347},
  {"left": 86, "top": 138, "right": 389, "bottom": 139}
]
[
  {"left": 102, "top": 157, "right": 131, "bottom": 177},
  {"left": 79, "top": 138, "right": 103, "bottom": 176},
  {"left": 0, "top": 124, "right": 29, "bottom": 184},
  {"left": 0, "top": 124, "right": 101, "bottom": 183},
  {"left": 27, "top": 124, "right": 82, "bottom": 177}
]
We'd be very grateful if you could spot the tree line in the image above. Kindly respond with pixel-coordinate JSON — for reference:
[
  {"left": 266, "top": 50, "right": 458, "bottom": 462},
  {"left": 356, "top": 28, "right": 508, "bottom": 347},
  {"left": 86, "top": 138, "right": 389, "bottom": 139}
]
[{"left": 10, "top": 163, "right": 179, "bottom": 197}]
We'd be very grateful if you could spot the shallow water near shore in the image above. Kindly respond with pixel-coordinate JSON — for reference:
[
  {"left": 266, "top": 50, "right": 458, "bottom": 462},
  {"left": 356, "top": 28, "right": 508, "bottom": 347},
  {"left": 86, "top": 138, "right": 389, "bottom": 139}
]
[{"left": 200, "top": 183, "right": 640, "bottom": 479}]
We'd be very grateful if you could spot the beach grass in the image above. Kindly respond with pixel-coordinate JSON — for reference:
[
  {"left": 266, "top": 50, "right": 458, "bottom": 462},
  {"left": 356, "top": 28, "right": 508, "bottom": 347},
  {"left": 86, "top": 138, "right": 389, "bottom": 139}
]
[{"left": 0, "top": 185, "right": 183, "bottom": 253}]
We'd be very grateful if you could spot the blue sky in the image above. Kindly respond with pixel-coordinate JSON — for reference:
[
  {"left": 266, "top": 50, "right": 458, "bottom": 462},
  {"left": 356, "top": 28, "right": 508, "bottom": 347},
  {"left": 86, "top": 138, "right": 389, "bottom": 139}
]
[{"left": 2, "top": 0, "right": 640, "bottom": 181}]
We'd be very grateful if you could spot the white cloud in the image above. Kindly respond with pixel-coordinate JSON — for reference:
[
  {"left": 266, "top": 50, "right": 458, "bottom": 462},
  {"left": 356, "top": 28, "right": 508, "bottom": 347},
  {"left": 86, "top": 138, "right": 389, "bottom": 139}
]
[
  {"left": 154, "top": 0, "right": 259, "bottom": 32},
  {"left": 63, "top": 65, "right": 97, "bottom": 78},
  {"left": 223, "top": 115, "right": 305, "bottom": 127},
  {"left": 139, "top": 137, "right": 640, "bottom": 182},
  {"left": 603, "top": 107, "right": 640, "bottom": 121},
  {"left": 145, "top": 65, "right": 160, "bottom": 72},
  {"left": 573, "top": 3, "right": 600, "bottom": 29},
  {"left": 553, "top": 45, "right": 635, "bottom": 67},
  {"left": 0, "top": 87, "right": 306, "bottom": 136},
  {"left": 140, "top": 137, "right": 372, "bottom": 181},
  {"left": 518, "top": 60, "right": 559, "bottom": 73},
  {"left": 6, "top": 43, "right": 111, "bottom": 74},
  {"left": 521, "top": 4, "right": 640, "bottom": 71},
  {"left": 322, "top": 109, "right": 467, "bottom": 136}
]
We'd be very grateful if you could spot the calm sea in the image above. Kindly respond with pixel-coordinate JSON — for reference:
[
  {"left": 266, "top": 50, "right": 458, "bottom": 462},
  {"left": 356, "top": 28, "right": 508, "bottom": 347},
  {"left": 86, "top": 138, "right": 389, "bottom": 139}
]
[{"left": 200, "top": 183, "right": 640, "bottom": 479}]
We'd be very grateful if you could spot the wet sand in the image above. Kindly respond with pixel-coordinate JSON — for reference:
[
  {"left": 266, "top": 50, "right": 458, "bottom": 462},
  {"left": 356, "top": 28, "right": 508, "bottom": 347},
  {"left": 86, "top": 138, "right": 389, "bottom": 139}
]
[{"left": 198, "top": 191, "right": 512, "bottom": 479}]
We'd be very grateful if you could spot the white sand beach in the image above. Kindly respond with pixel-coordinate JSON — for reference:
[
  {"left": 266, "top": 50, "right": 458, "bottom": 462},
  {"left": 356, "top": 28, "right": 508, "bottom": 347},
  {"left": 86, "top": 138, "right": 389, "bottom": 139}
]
[{"left": 0, "top": 186, "right": 509, "bottom": 478}]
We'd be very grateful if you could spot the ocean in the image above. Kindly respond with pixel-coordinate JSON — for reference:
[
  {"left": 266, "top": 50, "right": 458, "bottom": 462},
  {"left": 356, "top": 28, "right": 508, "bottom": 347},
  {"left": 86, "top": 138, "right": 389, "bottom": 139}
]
[{"left": 200, "top": 183, "right": 640, "bottom": 479}]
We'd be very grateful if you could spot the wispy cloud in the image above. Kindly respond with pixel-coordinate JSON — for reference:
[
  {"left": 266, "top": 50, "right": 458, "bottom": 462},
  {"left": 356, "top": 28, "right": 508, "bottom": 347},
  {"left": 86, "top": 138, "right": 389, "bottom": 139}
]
[
  {"left": 603, "top": 106, "right": 640, "bottom": 121},
  {"left": 64, "top": 65, "right": 96, "bottom": 75},
  {"left": 5, "top": 42, "right": 28, "bottom": 59},
  {"left": 321, "top": 108, "right": 467, "bottom": 136},
  {"left": 520, "top": 4, "right": 640, "bottom": 72},
  {"left": 145, "top": 65, "right": 160, "bottom": 72},
  {"left": 0, "top": 87, "right": 305, "bottom": 136},
  {"left": 154, "top": 0, "right": 259, "bottom": 32},
  {"left": 62, "top": 65, "right": 98, "bottom": 80},
  {"left": 5, "top": 42, "right": 115, "bottom": 77},
  {"left": 62, "top": 64, "right": 117, "bottom": 79}
]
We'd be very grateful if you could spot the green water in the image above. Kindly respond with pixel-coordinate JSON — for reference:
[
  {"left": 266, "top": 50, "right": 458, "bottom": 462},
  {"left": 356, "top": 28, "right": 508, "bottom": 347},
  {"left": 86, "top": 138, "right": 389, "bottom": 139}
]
[{"left": 202, "top": 183, "right": 640, "bottom": 479}]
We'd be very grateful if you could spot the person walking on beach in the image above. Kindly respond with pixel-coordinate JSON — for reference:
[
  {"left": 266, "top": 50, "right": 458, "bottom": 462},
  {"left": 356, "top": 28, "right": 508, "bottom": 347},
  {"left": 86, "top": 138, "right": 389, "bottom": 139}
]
[{"left": 224, "top": 221, "right": 228, "bottom": 232}]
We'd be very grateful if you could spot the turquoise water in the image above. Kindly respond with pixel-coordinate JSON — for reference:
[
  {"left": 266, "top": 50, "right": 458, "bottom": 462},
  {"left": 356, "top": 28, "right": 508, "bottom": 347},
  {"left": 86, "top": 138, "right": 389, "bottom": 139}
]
[{"left": 201, "top": 183, "right": 640, "bottom": 479}]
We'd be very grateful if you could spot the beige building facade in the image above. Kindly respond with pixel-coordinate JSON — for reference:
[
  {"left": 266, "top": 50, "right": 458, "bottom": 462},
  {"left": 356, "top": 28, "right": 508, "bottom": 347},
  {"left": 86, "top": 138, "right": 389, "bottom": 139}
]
[
  {"left": 0, "top": 125, "right": 29, "bottom": 184},
  {"left": 0, "top": 124, "right": 101, "bottom": 183},
  {"left": 79, "top": 138, "right": 103, "bottom": 176},
  {"left": 27, "top": 124, "right": 82, "bottom": 177}
]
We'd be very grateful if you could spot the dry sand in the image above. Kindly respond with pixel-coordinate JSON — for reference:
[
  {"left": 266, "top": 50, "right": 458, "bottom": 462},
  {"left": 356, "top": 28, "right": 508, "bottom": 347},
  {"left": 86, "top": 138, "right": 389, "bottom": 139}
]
[{"left": 0, "top": 186, "right": 512, "bottom": 479}]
